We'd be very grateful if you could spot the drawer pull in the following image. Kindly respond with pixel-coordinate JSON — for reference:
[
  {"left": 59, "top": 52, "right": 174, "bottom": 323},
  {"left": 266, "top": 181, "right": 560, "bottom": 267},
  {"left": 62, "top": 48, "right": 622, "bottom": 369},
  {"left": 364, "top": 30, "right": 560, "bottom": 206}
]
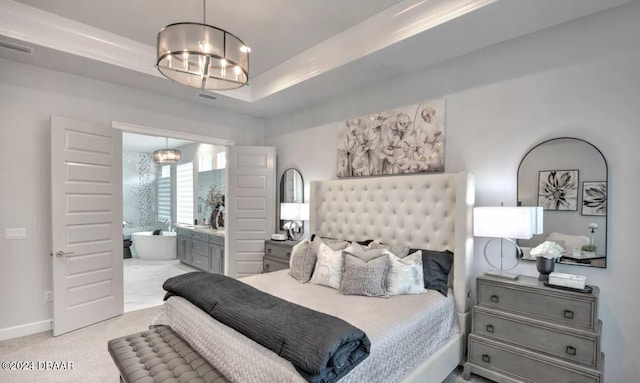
[
  {"left": 486, "top": 324, "right": 495, "bottom": 333},
  {"left": 267, "top": 248, "right": 272, "bottom": 254},
  {"left": 286, "top": 252, "right": 291, "bottom": 257},
  {"left": 566, "top": 346, "right": 577, "bottom": 356},
  {"left": 490, "top": 295, "right": 499, "bottom": 303},
  {"left": 563, "top": 309, "right": 574, "bottom": 319},
  {"left": 265, "top": 263, "right": 270, "bottom": 269},
  {"left": 482, "top": 354, "right": 491, "bottom": 363}
]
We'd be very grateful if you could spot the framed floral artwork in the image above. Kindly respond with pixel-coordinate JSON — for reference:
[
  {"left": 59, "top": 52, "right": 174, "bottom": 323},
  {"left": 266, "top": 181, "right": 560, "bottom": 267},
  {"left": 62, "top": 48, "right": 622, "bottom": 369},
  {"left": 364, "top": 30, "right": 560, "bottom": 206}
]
[
  {"left": 582, "top": 181, "right": 607, "bottom": 216},
  {"left": 537, "top": 170, "right": 579, "bottom": 211},
  {"left": 336, "top": 98, "right": 445, "bottom": 177}
]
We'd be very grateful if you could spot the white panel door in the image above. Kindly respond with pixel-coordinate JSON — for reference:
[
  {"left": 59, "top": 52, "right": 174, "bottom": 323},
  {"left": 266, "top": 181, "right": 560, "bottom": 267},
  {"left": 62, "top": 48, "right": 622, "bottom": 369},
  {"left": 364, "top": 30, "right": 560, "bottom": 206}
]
[
  {"left": 51, "top": 115, "right": 123, "bottom": 336},
  {"left": 226, "top": 146, "right": 276, "bottom": 278}
]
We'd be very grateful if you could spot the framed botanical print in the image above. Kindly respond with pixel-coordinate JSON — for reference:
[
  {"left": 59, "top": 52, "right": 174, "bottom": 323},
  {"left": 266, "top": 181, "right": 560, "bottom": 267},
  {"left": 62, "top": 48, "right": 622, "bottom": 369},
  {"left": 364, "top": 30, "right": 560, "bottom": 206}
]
[
  {"left": 538, "top": 170, "right": 579, "bottom": 211},
  {"left": 582, "top": 181, "right": 607, "bottom": 216}
]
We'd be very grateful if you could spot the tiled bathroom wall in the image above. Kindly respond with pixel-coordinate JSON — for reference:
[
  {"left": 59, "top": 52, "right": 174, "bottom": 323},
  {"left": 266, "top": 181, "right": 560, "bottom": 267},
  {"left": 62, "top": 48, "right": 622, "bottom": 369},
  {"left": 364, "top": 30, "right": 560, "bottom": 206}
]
[{"left": 123, "top": 152, "right": 159, "bottom": 235}]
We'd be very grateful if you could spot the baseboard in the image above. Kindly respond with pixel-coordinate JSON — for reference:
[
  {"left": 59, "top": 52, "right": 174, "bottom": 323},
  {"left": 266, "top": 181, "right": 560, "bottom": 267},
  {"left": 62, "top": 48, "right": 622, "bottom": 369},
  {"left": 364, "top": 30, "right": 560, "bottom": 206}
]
[{"left": 0, "top": 319, "right": 52, "bottom": 341}]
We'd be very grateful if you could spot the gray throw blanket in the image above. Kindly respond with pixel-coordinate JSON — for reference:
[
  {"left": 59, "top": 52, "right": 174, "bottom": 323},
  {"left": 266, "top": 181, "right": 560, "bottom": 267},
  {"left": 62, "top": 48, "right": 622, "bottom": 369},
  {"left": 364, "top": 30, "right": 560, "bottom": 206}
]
[{"left": 163, "top": 272, "right": 370, "bottom": 383}]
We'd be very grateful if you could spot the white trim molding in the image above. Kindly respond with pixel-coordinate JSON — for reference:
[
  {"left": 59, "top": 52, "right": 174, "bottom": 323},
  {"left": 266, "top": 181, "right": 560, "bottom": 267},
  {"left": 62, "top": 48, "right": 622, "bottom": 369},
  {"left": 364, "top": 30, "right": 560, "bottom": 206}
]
[
  {"left": 112, "top": 121, "right": 235, "bottom": 147},
  {"left": 0, "top": 319, "right": 52, "bottom": 341}
]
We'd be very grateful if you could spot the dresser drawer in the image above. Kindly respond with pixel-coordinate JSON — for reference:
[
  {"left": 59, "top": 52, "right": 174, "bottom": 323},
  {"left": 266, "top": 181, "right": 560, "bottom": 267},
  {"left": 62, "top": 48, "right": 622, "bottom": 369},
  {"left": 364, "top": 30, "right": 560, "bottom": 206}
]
[
  {"left": 191, "top": 253, "right": 210, "bottom": 271},
  {"left": 191, "top": 231, "right": 210, "bottom": 242},
  {"left": 191, "top": 238, "right": 209, "bottom": 256},
  {"left": 263, "top": 255, "right": 289, "bottom": 273},
  {"left": 468, "top": 334, "right": 601, "bottom": 383},
  {"left": 176, "top": 228, "right": 190, "bottom": 237},
  {"left": 265, "top": 242, "right": 294, "bottom": 260},
  {"left": 473, "top": 306, "right": 600, "bottom": 368},
  {"left": 477, "top": 278, "right": 597, "bottom": 330}
]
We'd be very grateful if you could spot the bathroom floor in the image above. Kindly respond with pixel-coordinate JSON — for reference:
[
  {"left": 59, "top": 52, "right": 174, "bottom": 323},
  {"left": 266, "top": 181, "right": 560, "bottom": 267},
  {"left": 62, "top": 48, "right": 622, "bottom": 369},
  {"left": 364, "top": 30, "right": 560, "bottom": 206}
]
[{"left": 123, "top": 258, "right": 198, "bottom": 312}]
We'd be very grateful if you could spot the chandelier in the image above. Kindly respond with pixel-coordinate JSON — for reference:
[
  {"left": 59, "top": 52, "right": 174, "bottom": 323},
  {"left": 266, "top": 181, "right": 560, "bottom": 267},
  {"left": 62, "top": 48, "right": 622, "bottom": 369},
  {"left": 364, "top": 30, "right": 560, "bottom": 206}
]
[
  {"left": 156, "top": 0, "right": 250, "bottom": 90},
  {"left": 153, "top": 138, "right": 181, "bottom": 164}
]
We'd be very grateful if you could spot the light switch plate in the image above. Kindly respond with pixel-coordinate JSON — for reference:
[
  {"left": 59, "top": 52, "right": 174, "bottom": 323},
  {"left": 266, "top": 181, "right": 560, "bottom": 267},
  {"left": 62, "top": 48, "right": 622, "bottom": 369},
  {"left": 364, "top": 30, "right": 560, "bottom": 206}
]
[{"left": 5, "top": 228, "right": 27, "bottom": 240}]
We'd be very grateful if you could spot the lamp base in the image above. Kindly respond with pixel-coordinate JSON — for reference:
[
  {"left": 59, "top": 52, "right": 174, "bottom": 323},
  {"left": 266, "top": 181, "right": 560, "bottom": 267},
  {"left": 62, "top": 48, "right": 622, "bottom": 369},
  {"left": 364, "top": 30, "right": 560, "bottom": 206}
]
[{"left": 484, "top": 271, "right": 520, "bottom": 280}]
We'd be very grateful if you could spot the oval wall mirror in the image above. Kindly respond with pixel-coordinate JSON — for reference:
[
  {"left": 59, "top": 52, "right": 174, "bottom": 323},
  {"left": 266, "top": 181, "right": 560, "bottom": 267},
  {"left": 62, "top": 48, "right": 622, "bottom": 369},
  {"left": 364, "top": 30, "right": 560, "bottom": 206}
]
[
  {"left": 279, "top": 168, "right": 304, "bottom": 232},
  {"left": 517, "top": 137, "right": 608, "bottom": 268}
]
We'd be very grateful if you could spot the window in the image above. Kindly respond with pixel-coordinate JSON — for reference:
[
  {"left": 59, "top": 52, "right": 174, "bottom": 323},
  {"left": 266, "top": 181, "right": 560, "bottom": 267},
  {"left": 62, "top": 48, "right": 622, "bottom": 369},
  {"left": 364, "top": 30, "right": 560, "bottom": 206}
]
[
  {"left": 176, "top": 162, "right": 194, "bottom": 224},
  {"left": 199, "top": 155, "right": 213, "bottom": 172},
  {"left": 157, "top": 166, "right": 171, "bottom": 222},
  {"left": 216, "top": 151, "right": 226, "bottom": 169},
  {"left": 161, "top": 165, "right": 171, "bottom": 178}
]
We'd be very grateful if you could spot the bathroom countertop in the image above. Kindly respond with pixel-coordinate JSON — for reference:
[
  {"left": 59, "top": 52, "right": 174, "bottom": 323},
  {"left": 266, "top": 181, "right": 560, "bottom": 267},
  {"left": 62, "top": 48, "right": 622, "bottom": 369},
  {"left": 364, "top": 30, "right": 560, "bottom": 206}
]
[{"left": 176, "top": 224, "right": 225, "bottom": 237}]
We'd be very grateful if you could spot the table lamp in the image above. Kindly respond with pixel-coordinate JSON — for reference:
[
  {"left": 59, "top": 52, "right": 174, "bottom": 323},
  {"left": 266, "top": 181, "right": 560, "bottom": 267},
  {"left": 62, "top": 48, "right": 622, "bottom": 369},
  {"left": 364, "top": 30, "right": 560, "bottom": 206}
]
[
  {"left": 474, "top": 206, "right": 543, "bottom": 280},
  {"left": 280, "top": 203, "right": 310, "bottom": 240}
]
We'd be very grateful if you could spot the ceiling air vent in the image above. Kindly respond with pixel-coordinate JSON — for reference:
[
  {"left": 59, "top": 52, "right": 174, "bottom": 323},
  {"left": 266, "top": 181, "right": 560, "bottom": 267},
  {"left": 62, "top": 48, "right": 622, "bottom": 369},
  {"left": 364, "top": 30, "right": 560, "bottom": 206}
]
[
  {"left": 198, "top": 93, "right": 218, "bottom": 101},
  {"left": 0, "top": 40, "right": 33, "bottom": 55}
]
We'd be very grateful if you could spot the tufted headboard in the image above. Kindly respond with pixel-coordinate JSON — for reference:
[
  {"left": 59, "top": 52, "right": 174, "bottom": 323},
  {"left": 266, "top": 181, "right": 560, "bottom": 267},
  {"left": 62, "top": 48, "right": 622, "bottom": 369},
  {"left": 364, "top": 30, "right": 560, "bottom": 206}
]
[{"left": 309, "top": 172, "right": 475, "bottom": 330}]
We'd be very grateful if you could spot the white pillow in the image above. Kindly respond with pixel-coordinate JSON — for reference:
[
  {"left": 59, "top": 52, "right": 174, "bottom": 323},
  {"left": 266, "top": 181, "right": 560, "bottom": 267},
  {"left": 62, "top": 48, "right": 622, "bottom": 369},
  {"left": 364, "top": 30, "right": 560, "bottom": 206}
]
[
  {"left": 546, "top": 232, "right": 589, "bottom": 252},
  {"left": 310, "top": 243, "right": 353, "bottom": 289},
  {"left": 385, "top": 250, "right": 425, "bottom": 296}
]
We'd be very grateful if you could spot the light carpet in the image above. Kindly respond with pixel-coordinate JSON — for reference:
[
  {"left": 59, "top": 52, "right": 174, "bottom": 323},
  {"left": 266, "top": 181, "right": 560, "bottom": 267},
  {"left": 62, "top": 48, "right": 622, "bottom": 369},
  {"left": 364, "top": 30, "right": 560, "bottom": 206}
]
[
  {"left": 0, "top": 302, "right": 491, "bottom": 383},
  {"left": 0, "top": 306, "right": 161, "bottom": 383}
]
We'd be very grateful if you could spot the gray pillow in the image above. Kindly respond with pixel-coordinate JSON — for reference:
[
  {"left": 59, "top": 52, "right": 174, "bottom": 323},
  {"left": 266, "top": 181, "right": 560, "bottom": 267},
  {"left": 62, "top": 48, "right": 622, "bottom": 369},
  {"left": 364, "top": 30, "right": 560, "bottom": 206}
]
[
  {"left": 288, "top": 240, "right": 314, "bottom": 283},
  {"left": 367, "top": 240, "right": 410, "bottom": 258},
  {"left": 338, "top": 253, "right": 389, "bottom": 297},
  {"left": 312, "top": 236, "right": 349, "bottom": 255},
  {"left": 343, "top": 248, "right": 384, "bottom": 262}
]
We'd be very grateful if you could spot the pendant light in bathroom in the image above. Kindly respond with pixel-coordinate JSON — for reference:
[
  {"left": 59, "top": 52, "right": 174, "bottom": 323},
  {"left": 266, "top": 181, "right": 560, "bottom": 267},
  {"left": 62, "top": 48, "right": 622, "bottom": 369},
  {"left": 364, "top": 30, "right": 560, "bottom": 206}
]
[{"left": 153, "top": 137, "right": 181, "bottom": 164}]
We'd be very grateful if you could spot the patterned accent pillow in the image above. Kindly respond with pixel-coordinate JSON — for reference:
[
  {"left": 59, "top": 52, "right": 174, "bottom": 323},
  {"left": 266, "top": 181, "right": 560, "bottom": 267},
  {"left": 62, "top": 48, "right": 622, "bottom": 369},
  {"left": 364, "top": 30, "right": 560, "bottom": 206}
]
[
  {"left": 310, "top": 243, "right": 353, "bottom": 289},
  {"left": 339, "top": 252, "right": 389, "bottom": 297},
  {"left": 367, "top": 240, "right": 410, "bottom": 258},
  {"left": 385, "top": 250, "right": 425, "bottom": 296},
  {"left": 288, "top": 239, "right": 315, "bottom": 283}
]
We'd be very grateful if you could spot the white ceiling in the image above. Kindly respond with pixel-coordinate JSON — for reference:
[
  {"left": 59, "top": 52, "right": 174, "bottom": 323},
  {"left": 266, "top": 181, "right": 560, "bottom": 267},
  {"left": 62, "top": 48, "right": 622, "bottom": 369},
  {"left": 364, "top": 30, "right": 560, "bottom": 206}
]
[
  {"left": 13, "top": 0, "right": 403, "bottom": 76},
  {"left": 0, "top": 0, "right": 635, "bottom": 118}
]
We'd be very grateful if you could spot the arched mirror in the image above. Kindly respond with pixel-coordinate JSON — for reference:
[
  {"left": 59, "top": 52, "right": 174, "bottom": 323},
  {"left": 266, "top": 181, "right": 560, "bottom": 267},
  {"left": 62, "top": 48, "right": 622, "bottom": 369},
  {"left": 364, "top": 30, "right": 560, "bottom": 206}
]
[
  {"left": 517, "top": 137, "right": 608, "bottom": 268},
  {"left": 279, "top": 168, "right": 304, "bottom": 233}
]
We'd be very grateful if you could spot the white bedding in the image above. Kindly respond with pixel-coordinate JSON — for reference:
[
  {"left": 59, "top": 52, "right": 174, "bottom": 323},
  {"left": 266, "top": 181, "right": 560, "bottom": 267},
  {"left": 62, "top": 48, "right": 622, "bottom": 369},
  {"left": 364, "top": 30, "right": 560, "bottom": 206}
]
[{"left": 155, "top": 270, "right": 459, "bottom": 383}]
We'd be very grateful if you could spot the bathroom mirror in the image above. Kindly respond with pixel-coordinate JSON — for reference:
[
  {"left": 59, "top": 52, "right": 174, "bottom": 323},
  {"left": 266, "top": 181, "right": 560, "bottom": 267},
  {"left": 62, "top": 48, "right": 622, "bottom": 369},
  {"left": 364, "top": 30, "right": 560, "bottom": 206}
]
[
  {"left": 279, "top": 168, "right": 304, "bottom": 232},
  {"left": 517, "top": 137, "right": 608, "bottom": 268},
  {"left": 197, "top": 169, "right": 225, "bottom": 224}
]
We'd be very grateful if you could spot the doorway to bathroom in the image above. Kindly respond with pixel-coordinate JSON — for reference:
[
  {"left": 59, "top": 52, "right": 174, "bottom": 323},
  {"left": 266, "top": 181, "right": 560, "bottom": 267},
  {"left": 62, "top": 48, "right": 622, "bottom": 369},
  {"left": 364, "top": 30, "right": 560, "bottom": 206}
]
[{"left": 121, "top": 129, "right": 228, "bottom": 312}]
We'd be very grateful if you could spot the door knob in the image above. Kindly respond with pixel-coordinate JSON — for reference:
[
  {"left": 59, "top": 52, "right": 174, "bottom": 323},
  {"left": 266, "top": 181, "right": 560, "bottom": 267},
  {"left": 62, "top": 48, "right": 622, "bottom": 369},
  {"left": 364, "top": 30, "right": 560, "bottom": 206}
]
[{"left": 55, "top": 251, "right": 75, "bottom": 257}]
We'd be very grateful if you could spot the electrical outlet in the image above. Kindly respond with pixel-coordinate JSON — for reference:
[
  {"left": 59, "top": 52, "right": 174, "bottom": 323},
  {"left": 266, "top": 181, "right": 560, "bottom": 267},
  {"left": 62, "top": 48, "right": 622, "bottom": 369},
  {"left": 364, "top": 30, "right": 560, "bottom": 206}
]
[{"left": 44, "top": 291, "right": 53, "bottom": 302}]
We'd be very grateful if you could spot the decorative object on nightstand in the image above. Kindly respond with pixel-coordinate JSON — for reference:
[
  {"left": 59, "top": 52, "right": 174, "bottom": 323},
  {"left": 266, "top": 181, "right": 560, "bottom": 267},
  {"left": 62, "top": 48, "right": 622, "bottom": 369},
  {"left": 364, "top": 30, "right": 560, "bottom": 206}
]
[
  {"left": 463, "top": 275, "right": 604, "bottom": 383},
  {"left": 281, "top": 203, "right": 309, "bottom": 240},
  {"left": 474, "top": 206, "right": 543, "bottom": 280},
  {"left": 530, "top": 241, "right": 564, "bottom": 282},
  {"left": 263, "top": 239, "right": 298, "bottom": 273}
]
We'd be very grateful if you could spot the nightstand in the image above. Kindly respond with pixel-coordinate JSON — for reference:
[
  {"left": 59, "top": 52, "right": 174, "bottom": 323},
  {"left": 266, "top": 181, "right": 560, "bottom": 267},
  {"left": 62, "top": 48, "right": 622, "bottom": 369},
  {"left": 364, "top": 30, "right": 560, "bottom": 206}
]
[
  {"left": 463, "top": 275, "right": 604, "bottom": 383},
  {"left": 263, "top": 239, "right": 298, "bottom": 273}
]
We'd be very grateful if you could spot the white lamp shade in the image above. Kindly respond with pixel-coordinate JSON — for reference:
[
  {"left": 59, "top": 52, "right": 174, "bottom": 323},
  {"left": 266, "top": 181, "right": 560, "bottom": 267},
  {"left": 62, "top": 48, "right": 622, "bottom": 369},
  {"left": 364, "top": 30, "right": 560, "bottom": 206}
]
[
  {"left": 280, "top": 203, "right": 309, "bottom": 221},
  {"left": 474, "top": 207, "right": 543, "bottom": 239}
]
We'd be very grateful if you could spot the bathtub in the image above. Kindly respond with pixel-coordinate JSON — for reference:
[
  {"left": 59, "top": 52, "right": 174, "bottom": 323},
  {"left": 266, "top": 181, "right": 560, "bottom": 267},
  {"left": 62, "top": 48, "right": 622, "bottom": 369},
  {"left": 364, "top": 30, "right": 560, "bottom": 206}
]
[{"left": 131, "top": 231, "right": 177, "bottom": 260}]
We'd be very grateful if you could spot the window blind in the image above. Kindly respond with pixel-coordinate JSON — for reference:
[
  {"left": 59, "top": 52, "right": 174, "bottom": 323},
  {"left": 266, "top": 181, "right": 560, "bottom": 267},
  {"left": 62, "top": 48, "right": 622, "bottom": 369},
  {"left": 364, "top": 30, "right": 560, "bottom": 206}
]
[
  {"left": 157, "top": 176, "right": 171, "bottom": 222},
  {"left": 176, "top": 162, "right": 194, "bottom": 224}
]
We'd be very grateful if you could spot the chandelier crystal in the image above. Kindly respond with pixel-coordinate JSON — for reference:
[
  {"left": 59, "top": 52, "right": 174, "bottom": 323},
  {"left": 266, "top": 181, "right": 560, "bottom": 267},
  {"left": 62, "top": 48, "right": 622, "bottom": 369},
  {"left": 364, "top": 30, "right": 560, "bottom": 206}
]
[{"left": 156, "top": 0, "right": 249, "bottom": 90}]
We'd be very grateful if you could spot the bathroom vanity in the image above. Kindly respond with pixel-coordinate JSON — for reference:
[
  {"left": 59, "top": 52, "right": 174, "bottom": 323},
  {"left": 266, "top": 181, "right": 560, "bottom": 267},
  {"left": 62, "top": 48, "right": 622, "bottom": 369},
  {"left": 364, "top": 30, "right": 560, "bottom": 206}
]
[{"left": 176, "top": 226, "right": 225, "bottom": 274}]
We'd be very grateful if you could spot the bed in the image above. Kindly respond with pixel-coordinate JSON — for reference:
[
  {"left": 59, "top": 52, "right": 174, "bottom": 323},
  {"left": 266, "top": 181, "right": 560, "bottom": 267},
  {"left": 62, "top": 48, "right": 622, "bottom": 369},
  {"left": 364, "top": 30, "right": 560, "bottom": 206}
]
[{"left": 156, "top": 172, "right": 475, "bottom": 383}]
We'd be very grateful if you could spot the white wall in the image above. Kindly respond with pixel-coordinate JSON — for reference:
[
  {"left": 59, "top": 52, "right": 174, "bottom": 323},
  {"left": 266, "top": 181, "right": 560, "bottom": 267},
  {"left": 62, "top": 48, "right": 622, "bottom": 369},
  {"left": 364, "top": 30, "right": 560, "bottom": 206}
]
[
  {"left": 265, "top": 3, "right": 640, "bottom": 382},
  {"left": 0, "top": 58, "right": 263, "bottom": 336}
]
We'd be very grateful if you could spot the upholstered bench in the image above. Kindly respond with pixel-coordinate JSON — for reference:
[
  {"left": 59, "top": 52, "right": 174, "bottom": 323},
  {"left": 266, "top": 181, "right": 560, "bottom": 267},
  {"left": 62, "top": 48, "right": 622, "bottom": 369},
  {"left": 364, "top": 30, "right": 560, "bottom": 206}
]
[{"left": 108, "top": 325, "right": 229, "bottom": 383}]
